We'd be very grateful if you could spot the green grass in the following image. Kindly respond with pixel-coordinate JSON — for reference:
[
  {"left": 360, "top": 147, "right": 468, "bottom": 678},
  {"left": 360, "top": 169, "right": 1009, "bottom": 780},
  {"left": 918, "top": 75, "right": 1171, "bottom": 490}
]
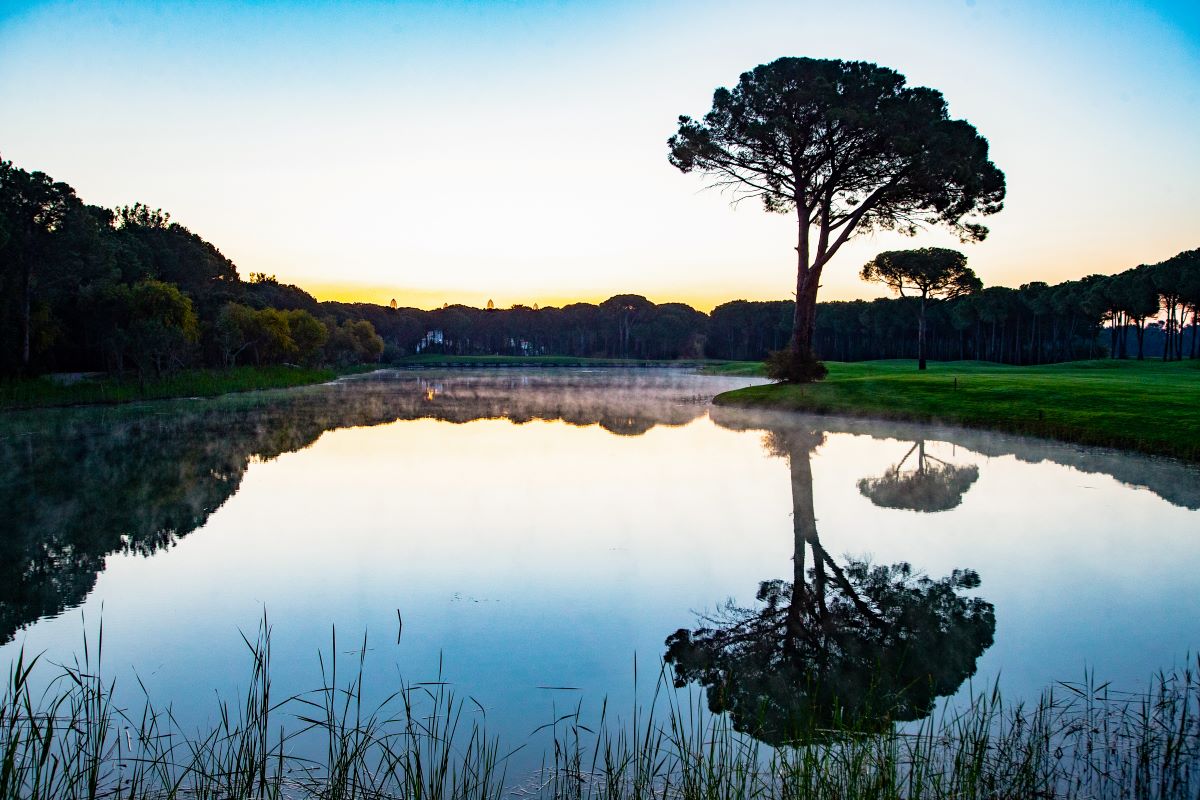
[
  {"left": 699, "top": 360, "right": 769, "bottom": 376},
  {"left": 715, "top": 359, "right": 1200, "bottom": 461},
  {"left": 0, "top": 365, "right": 373, "bottom": 411},
  {"left": 2, "top": 620, "right": 1198, "bottom": 799}
]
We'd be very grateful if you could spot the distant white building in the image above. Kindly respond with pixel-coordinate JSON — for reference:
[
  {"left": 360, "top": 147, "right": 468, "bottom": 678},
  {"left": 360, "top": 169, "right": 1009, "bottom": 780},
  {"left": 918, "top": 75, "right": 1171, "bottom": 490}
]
[
  {"left": 506, "top": 337, "right": 534, "bottom": 354},
  {"left": 415, "top": 329, "right": 446, "bottom": 352}
]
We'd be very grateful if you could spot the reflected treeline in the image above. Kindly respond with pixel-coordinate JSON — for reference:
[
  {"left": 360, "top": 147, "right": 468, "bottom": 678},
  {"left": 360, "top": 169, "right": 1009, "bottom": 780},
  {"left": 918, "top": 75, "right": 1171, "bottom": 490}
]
[
  {"left": 0, "top": 371, "right": 748, "bottom": 644},
  {"left": 857, "top": 440, "right": 980, "bottom": 512},
  {"left": 712, "top": 406, "right": 1200, "bottom": 511},
  {"left": 665, "top": 423, "right": 995, "bottom": 745},
  {"left": 4, "top": 369, "right": 1196, "bottom": 652}
]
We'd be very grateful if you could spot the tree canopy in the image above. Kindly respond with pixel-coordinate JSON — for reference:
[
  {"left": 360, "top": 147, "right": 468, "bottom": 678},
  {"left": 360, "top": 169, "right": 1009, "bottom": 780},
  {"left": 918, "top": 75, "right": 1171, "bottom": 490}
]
[
  {"left": 861, "top": 248, "right": 980, "bottom": 301},
  {"left": 669, "top": 57, "right": 1005, "bottom": 381},
  {"left": 857, "top": 441, "right": 980, "bottom": 512},
  {"left": 861, "top": 248, "right": 981, "bottom": 369}
]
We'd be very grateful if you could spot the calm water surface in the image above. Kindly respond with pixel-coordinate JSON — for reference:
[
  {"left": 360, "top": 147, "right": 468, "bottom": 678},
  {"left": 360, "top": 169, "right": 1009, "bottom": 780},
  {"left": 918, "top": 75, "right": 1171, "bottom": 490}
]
[{"left": 2, "top": 369, "right": 1198, "bottom": 765}]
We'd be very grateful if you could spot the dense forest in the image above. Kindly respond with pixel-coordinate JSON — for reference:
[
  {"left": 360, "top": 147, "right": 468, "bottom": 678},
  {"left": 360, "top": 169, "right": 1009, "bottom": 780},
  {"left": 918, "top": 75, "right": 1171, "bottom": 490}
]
[
  {"left": 2, "top": 156, "right": 1197, "bottom": 377},
  {"left": 0, "top": 159, "right": 386, "bottom": 379},
  {"left": 708, "top": 252, "right": 1199, "bottom": 363},
  {"left": 710, "top": 251, "right": 1200, "bottom": 364}
]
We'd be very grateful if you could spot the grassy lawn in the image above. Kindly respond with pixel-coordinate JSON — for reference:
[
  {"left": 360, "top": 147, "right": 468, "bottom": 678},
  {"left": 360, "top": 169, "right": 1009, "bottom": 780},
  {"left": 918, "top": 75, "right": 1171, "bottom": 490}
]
[
  {"left": 0, "top": 365, "right": 369, "bottom": 411},
  {"left": 714, "top": 359, "right": 1200, "bottom": 462},
  {"left": 699, "top": 360, "right": 770, "bottom": 376}
]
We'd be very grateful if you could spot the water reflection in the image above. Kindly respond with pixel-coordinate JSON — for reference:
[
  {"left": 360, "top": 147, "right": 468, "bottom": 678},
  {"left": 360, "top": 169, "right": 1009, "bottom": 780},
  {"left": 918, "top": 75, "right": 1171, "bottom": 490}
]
[
  {"left": 857, "top": 440, "right": 980, "bottom": 512},
  {"left": 0, "top": 371, "right": 743, "bottom": 645},
  {"left": 2, "top": 368, "right": 1197, "bottom": 662},
  {"left": 664, "top": 421, "right": 995, "bottom": 744},
  {"left": 793, "top": 414, "right": 1199, "bottom": 511}
]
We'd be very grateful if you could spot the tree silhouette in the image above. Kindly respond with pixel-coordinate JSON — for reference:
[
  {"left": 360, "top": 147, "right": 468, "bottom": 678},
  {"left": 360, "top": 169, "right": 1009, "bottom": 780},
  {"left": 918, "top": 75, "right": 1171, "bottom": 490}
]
[
  {"left": 665, "top": 425, "right": 994, "bottom": 745},
  {"left": 0, "top": 159, "right": 82, "bottom": 371},
  {"left": 669, "top": 58, "right": 1004, "bottom": 381},
  {"left": 857, "top": 441, "right": 980, "bottom": 512},
  {"left": 861, "top": 248, "right": 982, "bottom": 370}
]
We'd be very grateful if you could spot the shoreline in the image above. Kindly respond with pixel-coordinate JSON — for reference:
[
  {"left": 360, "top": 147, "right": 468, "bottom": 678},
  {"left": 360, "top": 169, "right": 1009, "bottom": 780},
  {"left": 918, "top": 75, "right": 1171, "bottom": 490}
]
[
  {"left": 0, "top": 365, "right": 361, "bottom": 412},
  {"left": 0, "top": 358, "right": 743, "bottom": 412},
  {"left": 712, "top": 359, "right": 1200, "bottom": 463},
  {"left": 7, "top": 358, "right": 1198, "bottom": 466}
]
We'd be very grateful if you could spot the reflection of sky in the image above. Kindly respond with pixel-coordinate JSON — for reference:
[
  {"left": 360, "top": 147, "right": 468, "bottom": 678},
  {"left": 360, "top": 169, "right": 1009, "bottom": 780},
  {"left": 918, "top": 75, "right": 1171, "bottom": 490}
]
[
  {"left": 3, "top": 383, "right": 1199, "bottom": 774},
  {"left": 1, "top": 1, "right": 1198, "bottom": 309}
]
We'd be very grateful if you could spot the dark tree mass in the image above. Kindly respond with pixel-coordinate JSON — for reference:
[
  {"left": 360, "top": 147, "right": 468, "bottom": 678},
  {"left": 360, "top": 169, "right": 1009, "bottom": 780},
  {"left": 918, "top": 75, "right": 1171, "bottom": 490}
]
[
  {"left": 0, "top": 159, "right": 382, "bottom": 378},
  {"left": 0, "top": 155, "right": 1196, "bottom": 378},
  {"left": 669, "top": 57, "right": 1005, "bottom": 381}
]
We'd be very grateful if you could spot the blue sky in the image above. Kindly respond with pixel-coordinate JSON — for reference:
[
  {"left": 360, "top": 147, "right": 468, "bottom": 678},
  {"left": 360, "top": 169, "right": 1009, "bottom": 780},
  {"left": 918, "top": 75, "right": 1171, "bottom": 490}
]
[{"left": 1, "top": 0, "right": 1197, "bottom": 309}]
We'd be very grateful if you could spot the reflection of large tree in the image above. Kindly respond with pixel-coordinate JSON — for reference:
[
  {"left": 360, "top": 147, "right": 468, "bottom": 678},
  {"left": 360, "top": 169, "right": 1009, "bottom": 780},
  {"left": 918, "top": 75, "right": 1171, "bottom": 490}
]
[
  {"left": 0, "top": 372, "right": 729, "bottom": 645},
  {"left": 665, "top": 426, "right": 994, "bottom": 745},
  {"left": 857, "top": 440, "right": 979, "bottom": 512}
]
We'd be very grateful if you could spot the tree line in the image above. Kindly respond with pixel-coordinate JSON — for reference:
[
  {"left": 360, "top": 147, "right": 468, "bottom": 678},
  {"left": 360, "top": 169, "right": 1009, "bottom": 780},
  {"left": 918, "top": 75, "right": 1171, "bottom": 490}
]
[
  {"left": 0, "top": 160, "right": 384, "bottom": 380},
  {"left": 708, "top": 249, "right": 1199, "bottom": 364},
  {"left": 2, "top": 155, "right": 1195, "bottom": 377}
]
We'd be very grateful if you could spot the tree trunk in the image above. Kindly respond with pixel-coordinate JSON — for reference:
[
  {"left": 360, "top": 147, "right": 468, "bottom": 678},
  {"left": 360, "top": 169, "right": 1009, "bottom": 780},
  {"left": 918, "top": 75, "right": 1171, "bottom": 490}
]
[
  {"left": 786, "top": 436, "right": 819, "bottom": 655},
  {"left": 918, "top": 293, "right": 927, "bottom": 370},
  {"left": 1163, "top": 304, "right": 1173, "bottom": 361},
  {"left": 1191, "top": 308, "right": 1198, "bottom": 359},
  {"left": 1176, "top": 304, "right": 1186, "bottom": 360},
  {"left": 21, "top": 262, "right": 32, "bottom": 371},
  {"left": 788, "top": 213, "right": 820, "bottom": 360}
]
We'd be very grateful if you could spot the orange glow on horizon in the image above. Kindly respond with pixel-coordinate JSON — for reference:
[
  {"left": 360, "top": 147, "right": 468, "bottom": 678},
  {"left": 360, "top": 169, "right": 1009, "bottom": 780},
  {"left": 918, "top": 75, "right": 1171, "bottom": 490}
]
[
  {"left": 302, "top": 280, "right": 887, "bottom": 313},
  {"left": 3, "top": 1, "right": 1195, "bottom": 315},
  {"left": 284, "top": 254, "right": 1142, "bottom": 313}
]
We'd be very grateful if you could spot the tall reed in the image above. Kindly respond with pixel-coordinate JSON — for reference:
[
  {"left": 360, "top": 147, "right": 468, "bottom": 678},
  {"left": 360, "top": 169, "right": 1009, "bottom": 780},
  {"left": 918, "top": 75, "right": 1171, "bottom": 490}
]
[{"left": 2, "top": 621, "right": 1196, "bottom": 799}]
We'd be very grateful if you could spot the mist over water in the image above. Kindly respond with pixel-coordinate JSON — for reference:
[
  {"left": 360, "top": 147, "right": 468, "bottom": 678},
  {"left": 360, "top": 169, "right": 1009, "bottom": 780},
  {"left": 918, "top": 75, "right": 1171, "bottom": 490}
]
[{"left": 2, "top": 369, "right": 1197, "bottom": 771}]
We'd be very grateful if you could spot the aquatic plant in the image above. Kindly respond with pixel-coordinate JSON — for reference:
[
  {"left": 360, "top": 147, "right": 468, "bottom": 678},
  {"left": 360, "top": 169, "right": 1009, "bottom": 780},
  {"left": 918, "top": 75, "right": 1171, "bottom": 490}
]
[{"left": 1, "top": 621, "right": 1197, "bottom": 799}]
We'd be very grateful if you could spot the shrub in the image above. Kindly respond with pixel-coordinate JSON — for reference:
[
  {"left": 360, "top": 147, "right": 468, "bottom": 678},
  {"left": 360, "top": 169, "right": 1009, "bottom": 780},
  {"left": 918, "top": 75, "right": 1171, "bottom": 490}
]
[{"left": 765, "top": 348, "right": 828, "bottom": 383}]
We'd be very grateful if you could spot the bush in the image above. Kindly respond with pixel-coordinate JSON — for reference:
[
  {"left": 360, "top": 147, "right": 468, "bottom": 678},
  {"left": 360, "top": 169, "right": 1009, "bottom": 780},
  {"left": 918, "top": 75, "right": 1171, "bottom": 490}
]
[{"left": 765, "top": 348, "right": 828, "bottom": 383}]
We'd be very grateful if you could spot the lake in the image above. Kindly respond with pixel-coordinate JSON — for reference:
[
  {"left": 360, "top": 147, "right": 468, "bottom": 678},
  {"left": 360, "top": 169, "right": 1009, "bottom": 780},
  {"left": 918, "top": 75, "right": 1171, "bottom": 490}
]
[{"left": 2, "top": 368, "right": 1198, "bottom": 774}]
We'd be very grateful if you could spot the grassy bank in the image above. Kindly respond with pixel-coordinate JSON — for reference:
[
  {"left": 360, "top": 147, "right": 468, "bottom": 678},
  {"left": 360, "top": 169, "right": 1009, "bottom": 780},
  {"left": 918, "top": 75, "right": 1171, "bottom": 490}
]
[
  {"left": 714, "top": 359, "right": 1200, "bottom": 461},
  {"left": 2, "top": 623, "right": 1197, "bottom": 799},
  {"left": 0, "top": 365, "right": 370, "bottom": 411},
  {"left": 700, "top": 360, "right": 769, "bottom": 376}
]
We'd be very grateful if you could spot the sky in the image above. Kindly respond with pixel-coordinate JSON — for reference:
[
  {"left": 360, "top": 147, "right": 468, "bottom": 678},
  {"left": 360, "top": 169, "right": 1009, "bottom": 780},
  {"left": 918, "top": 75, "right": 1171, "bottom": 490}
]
[{"left": 1, "top": 0, "right": 1198, "bottom": 311}]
